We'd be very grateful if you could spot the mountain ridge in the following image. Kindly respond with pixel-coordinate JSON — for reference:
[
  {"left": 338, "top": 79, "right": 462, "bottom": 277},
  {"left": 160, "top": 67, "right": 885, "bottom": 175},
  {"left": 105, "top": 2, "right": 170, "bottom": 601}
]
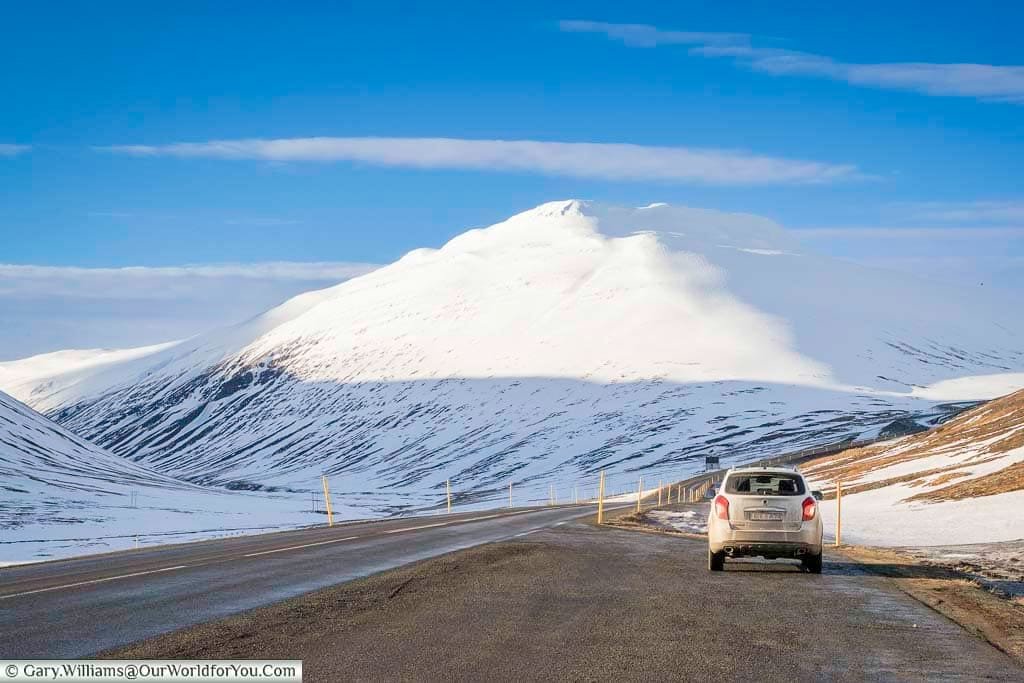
[{"left": 2, "top": 200, "right": 1022, "bottom": 516}]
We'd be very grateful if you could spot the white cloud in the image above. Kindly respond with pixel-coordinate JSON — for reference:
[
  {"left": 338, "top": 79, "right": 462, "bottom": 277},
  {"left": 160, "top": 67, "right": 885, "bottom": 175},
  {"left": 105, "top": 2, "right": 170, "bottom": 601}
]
[
  {"left": 0, "top": 262, "right": 376, "bottom": 291},
  {"left": 98, "top": 136, "right": 858, "bottom": 185},
  {"left": 564, "top": 21, "right": 1024, "bottom": 103},
  {"left": 558, "top": 20, "right": 746, "bottom": 48},
  {"left": 901, "top": 201, "right": 1024, "bottom": 223},
  {"left": 0, "top": 144, "right": 30, "bottom": 157},
  {"left": 223, "top": 217, "right": 302, "bottom": 227},
  {"left": 0, "top": 261, "right": 378, "bottom": 360},
  {"left": 84, "top": 211, "right": 302, "bottom": 226},
  {"left": 740, "top": 52, "right": 1024, "bottom": 102},
  {"left": 87, "top": 211, "right": 137, "bottom": 218},
  {"left": 793, "top": 226, "right": 1024, "bottom": 239}
]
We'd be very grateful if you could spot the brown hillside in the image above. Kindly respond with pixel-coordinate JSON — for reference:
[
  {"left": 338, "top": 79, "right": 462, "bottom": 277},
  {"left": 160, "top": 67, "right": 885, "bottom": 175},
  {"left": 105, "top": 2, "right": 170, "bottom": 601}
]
[{"left": 801, "top": 389, "right": 1024, "bottom": 502}]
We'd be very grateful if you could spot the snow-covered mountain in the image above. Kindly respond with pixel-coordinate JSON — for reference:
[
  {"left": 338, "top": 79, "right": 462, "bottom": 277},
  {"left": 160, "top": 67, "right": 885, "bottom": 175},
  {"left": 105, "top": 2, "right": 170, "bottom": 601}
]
[
  {"left": 2, "top": 200, "right": 1022, "bottom": 516},
  {"left": 0, "top": 388, "right": 189, "bottom": 501},
  {"left": 0, "top": 388, "right": 323, "bottom": 562}
]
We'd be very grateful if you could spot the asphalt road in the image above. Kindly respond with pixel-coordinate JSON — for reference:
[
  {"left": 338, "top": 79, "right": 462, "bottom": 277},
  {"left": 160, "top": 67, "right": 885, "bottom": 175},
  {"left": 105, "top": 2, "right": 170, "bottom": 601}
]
[
  {"left": 107, "top": 512, "right": 1022, "bottom": 682},
  {"left": 0, "top": 504, "right": 618, "bottom": 658}
]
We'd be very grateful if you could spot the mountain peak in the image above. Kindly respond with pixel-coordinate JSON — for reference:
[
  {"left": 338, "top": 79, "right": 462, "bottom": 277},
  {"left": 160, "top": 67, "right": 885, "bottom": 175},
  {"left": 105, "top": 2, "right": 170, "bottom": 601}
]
[
  {"left": 517, "top": 198, "right": 589, "bottom": 219},
  {"left": 465, "top": 199, "right": 797, "bottom": 254}
]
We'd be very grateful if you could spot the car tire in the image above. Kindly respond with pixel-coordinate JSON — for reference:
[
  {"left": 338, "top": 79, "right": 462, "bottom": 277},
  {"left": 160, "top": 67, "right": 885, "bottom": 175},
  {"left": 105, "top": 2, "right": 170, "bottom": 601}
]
[
  {"left": 802, "top": 553, "right": 823, "bottom": 574},
  {"left": 708, "top": 549, "right": 725, "bottom": 571}
]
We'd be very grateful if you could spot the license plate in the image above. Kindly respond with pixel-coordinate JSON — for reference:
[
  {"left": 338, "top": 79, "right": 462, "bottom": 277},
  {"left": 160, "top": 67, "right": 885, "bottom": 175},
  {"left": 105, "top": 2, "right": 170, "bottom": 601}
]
[{"left": 749, "top": 511, "right": 784, "bottom": 521}]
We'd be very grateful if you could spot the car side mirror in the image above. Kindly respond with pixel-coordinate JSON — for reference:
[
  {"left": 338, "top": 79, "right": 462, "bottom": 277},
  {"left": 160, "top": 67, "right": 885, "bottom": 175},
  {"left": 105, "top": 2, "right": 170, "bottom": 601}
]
[
  {"left": 704, "top": 487, "right": 717, "bottom": 499},
  {"left": 812, "top": 490, "right": 823, "bottom": 501}
]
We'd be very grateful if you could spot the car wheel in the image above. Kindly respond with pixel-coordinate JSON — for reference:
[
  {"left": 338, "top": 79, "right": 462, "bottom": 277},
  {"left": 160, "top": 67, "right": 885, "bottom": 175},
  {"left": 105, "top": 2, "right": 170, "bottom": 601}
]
[
  {"left": 802, "top": 553, "right": 823, "bottom": 574},
  {"left": 708, "top": 549, "right": 725, "bottom": 571}
]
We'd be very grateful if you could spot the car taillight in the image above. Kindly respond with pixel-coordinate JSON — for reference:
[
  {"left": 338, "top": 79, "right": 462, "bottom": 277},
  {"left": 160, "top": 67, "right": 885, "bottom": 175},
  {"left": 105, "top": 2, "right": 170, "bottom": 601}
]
[
  {"left": 713, "top": 495, "right": 729, "bottom": 520},
  {"left": 802, "top": 496, "right": 816, "bottom": 521}
]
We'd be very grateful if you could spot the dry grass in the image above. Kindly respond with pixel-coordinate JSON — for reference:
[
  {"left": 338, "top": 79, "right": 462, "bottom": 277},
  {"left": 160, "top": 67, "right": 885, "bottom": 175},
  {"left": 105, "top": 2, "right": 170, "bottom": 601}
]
[
  {"left": 801, "top": 389, "right": 1024, "bottom": 502},
  {"left": 907, "top": 461, "right": 1024, "bottom": 503},
  {"left": 924, "top": 471, "right": 973, "bottom": 487}
]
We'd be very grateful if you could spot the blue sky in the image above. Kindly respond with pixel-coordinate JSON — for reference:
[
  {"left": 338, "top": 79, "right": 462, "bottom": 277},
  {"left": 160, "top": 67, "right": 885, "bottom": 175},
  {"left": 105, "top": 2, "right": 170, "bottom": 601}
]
[{"left": 1, "top": 1, "right": 1023, "bottom": 358}]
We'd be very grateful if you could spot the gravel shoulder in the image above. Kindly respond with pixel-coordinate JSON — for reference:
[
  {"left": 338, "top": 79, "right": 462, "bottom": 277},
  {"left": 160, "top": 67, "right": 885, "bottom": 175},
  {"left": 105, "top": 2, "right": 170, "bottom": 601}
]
[{"left": 104, "top": 518, "right": 1021, "bottom": 681}]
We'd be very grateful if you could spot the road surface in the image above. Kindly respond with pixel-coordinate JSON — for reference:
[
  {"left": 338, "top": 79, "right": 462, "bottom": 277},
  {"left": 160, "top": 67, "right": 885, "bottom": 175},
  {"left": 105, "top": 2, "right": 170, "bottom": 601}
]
[
  {"left": 105, "top": 511, "right": 1022, "bottom": 681},
  {"left": 0, "top": 504, "right": 613, "bottom": 658}
]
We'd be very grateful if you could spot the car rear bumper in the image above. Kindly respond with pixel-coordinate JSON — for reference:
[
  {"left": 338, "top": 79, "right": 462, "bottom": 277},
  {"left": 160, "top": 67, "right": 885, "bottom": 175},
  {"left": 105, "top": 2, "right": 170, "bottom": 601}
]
[
  {"left": 710, "top": 540, "right": 820, "bottom": 559},
  {"left": 708, "top": 520, "right": 822, "bottom": 558}
]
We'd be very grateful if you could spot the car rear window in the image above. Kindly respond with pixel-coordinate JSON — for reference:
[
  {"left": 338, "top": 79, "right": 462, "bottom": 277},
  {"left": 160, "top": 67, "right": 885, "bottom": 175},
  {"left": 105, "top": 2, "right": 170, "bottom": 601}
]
[{"left": 724, "top": 472, "right": 805, "bottom": 496}]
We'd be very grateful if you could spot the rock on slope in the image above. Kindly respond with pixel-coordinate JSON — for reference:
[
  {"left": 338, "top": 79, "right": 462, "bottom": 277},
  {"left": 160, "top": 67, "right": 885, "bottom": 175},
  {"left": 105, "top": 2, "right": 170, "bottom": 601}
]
[
  {"left": 803, "top": 389, "right": 1024, "bottom": 544},
  {"left": 1, "top": 200, "right": 1022, "bottom": 516}
]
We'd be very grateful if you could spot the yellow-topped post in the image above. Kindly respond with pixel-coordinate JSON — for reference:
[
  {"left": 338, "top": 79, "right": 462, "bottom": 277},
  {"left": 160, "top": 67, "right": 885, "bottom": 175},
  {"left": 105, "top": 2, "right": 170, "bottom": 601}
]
[
  {"left": 835, "top": 480, "right": 842, "bottom": 546},
  {"left": 321, "top": 475, "right": 334, "bottom": 527}
]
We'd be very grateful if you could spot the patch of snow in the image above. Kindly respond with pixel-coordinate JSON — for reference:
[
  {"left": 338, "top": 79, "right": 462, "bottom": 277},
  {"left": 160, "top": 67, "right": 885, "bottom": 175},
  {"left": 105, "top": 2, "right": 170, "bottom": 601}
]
[
  {"left": 647, "top": 509, "right": 709, "bottom": 534},
  {"left": 818, "top": 487, "right": 1024, "bottom": 546}
]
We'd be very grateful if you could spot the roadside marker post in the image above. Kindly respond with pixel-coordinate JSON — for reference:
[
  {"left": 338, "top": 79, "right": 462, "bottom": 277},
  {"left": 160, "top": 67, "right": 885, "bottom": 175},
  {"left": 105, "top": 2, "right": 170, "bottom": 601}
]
[
  {"left": 636, "top": 476, "right": 643, "bottom": 513},
  {"left": 597, "top": 471, "right": 606, "bottom": 524},
  {"left": 835, "top": 480, "right": 842, "bottom": 547},
  {"left": 658, "top": 480, "right": 663, "bottom": 507},
  {"left": 446, "top": 479, "right": 452, "bottom": 514},
  {"left": 509, "top": 481, "right": 513, "bottom": 508},
  {"left": 321, "top": 475, "right": 334, "bottom": 527}
]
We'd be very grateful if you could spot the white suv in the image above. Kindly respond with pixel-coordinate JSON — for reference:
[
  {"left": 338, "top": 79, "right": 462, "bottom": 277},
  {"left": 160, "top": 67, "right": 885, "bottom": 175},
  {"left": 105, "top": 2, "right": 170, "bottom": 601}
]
[{"left": 707, "top": 466, "right": 824, "bottom": 573}]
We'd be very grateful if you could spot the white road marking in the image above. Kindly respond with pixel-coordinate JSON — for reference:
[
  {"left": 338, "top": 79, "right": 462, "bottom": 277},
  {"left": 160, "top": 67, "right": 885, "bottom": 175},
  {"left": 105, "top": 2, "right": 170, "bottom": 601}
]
[
  {"left": 243, "top": 536, "right": 361, "bottom": 557},
  {"left": 0, "top": 565, "right": 188, "bottom": 600},
  {"left": 382, "top": 522, "right": 448, "bottom": 534}
]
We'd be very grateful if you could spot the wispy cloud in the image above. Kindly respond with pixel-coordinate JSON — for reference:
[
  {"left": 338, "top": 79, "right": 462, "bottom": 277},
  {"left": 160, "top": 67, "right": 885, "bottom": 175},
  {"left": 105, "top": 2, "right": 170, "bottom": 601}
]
[
  {"left": 98, "top": 137, "right": 859, "bottom": 185},
  {"left": 87, "top": 211, "right": 137, "bottom": 218},
  {"left": 223, "top": 217, "right": 302, "bottom": 227},
  {"left": 0, "top": 262, "right": 377, "bottom": 292},
  {"left": 901, "top": 201, "right": 1024, "bottom": 223},
  {"left": 562, "top": 21, "right": 1024, "bottom": 103},
  {"left": 558, "top": 20, "right": 746, "bottom": 48},
  {"left": 0, "top": 144, "right": 30, "bottom": 157},
  {"left": 85, "top": 211, "right": 302, "bottom": 227},
  {"left": 793, "top": 226, "right": 1024, "bottom": 239},
  {"left": 0, "top": 262, "right": 379, "bottom": 360}
]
